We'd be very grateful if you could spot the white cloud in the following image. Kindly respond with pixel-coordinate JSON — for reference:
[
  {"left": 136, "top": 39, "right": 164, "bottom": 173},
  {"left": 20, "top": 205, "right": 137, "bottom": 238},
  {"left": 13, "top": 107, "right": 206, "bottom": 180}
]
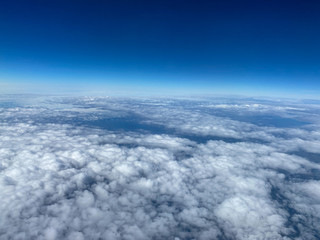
[{"left": 0, "top": 96, "right": 320, "bottom": 239}]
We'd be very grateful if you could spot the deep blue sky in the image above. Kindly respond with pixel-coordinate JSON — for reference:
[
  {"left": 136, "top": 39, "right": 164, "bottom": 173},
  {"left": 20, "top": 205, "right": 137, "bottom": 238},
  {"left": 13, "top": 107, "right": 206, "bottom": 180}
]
[{"left": 0, "top": 0, "right": 320, "bottom": 96}]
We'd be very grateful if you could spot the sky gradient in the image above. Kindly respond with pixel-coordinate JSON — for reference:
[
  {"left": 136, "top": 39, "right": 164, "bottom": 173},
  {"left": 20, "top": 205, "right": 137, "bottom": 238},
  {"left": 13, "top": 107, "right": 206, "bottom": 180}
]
[{"left": 0, "top": 0, "right": 320, "bottom": 97}]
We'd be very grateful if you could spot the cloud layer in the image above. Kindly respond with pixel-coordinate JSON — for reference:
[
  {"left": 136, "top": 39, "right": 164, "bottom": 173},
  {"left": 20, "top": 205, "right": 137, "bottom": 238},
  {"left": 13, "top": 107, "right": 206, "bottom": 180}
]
[{"left": 0, "top": 96, "right": 320, "bottom": 239}]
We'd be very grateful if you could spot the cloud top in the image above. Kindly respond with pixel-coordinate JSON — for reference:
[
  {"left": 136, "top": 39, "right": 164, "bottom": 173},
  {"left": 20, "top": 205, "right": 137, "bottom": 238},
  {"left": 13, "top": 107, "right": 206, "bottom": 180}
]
[{"left": 0, "top": 96, "right": 320, "bottom": 239}]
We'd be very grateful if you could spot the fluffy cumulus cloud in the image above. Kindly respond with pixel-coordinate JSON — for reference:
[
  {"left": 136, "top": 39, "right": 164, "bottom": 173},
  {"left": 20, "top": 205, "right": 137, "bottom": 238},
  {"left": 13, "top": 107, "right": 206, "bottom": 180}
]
[{"left": 0, "top": 95, "right": 320, "bottom": 239}]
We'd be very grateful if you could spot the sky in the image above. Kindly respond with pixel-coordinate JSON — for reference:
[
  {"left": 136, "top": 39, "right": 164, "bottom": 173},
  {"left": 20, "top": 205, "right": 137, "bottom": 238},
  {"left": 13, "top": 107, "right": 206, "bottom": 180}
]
[{"left": 0, "top": 0, "right": 320, "bottom": 97}]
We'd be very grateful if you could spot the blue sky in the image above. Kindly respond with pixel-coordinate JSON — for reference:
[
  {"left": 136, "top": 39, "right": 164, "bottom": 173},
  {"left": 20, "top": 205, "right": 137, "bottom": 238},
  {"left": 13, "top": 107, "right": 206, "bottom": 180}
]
[{"left": 0, "top": 0, "right": 320, "bottom": 97}]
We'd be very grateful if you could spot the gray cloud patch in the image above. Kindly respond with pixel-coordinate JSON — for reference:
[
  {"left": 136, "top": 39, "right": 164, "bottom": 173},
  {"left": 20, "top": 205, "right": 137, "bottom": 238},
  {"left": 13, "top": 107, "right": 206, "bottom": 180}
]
[{"left": 0, "top": 96, "right": 320, "bottom": 239}]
